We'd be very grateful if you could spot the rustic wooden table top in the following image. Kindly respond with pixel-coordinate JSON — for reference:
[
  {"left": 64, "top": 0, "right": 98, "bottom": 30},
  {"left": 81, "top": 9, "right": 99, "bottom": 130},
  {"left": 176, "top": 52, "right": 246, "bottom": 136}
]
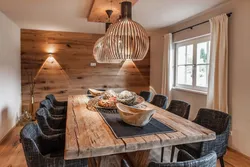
[{"left": 64, "top": 95, "right": 216, "bottom": 160}]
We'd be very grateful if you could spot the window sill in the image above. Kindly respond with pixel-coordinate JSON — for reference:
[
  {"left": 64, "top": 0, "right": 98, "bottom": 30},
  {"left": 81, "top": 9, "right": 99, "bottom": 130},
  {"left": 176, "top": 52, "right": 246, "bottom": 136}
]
[{"left": 172, "top": 87, "right": 207, "bottom": 96}]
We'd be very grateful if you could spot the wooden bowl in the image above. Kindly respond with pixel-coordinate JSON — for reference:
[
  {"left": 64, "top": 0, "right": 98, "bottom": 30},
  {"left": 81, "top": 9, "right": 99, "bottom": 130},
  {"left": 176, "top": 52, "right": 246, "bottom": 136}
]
[
  {"left": 88, "top": 88, "right": 105, "bottom": 96},
  {"left": 116, "top": 103, "right": 156, "bottom": 127}
]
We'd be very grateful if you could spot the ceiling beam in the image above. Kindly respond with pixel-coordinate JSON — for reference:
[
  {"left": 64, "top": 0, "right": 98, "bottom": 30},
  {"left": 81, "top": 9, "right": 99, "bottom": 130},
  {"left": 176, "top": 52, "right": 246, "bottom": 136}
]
[{"left": 88, "top": 0, "right": 138, "bottom": 23}]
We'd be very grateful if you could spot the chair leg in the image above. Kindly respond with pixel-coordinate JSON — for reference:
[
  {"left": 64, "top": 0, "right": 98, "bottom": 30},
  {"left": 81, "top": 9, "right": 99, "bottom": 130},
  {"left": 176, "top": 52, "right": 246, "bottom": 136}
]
[
  {"left": 219, "top": 156, "right": 225, "bottom": 167},
  {"left": 161, "top": 147, "right": 164, "bottom": 162},
  {"left": 170, "top": 146, "right": 175, "bottom": 162}
]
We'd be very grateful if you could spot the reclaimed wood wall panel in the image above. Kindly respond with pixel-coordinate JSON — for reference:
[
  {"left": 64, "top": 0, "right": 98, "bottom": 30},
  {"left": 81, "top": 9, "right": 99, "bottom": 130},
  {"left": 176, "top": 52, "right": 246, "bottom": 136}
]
[{"left": 21, "top": 29, "right": 150, "bottom": 110}]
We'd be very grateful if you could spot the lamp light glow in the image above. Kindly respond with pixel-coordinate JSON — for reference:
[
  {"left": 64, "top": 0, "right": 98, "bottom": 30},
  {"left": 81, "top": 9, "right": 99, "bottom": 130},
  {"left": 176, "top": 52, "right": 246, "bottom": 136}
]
[
  {"left": 48, "top": 54, "right": 54, "bottom": 63},
  {"left": 103, "top": 1, "right": 149, "bottom": 61}
]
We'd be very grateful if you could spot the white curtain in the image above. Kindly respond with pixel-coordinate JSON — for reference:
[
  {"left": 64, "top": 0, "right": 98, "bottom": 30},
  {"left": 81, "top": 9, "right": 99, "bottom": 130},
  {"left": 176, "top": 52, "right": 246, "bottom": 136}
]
[
  {"left": 207, "top": 14, "right": 228, "bottom": 113},
  {"left": 161, "top": 33, "right": 173, "bottom": 101}
]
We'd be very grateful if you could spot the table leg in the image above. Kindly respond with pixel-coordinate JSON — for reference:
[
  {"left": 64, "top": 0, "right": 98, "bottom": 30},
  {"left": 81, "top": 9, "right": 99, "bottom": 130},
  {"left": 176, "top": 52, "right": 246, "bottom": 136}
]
[
  {"left": 161, "top": 147, "right": 164, "bottom": 162},
  {"left": 127, "top": 150, "right": 150, "bottom": 167},
  {"left": 88, "top": 150, "right": 150, "bottom": 167},
  {"left": 170, "top": 146, "right": 175, "bottom": 162},
  {"left": 88, "top": 154, "right": 129, "bottom": 167}
]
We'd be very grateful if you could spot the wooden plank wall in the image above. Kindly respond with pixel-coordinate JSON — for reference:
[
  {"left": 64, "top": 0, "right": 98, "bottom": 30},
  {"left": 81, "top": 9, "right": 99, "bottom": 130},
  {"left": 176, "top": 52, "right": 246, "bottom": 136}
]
[{"left": 21, "top": 29, "right": 150, "bottom": 110}]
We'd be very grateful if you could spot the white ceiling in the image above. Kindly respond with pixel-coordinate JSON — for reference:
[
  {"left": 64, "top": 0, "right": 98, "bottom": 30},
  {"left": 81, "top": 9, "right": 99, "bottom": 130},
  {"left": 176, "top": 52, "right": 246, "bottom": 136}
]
[{"left": 0, "top": 0, "right": 229, "bottom": 34}]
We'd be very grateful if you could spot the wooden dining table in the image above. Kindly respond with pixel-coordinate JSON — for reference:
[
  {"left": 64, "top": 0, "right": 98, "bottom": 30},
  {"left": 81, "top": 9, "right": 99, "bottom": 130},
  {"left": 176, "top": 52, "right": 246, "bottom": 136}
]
[{"left": 64, "top": 95, "right": 216, "bottom": 167}]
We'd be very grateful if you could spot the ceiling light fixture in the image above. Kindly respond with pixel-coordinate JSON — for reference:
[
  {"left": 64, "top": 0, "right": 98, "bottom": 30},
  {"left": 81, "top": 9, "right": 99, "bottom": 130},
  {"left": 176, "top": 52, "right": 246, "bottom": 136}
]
[
  {"left": 103, "top": 1, "right": 149, "bottom": 61},
  {"left": 93, "top": 9, "right": 122, "bottom": 64}
]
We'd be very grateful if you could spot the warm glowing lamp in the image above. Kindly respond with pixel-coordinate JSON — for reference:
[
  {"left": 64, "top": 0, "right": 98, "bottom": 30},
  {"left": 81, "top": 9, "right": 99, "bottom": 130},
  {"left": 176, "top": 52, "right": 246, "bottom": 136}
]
[
  {"left": 48, "top": 54, "right": 54, "bottom": 63},
  {"left": 93, "top": 9, "right": 123, "bottom": 64},
  {"left": 103, "top": 1, "right": 149, "bottom": 61},
  {"left": 93, "top": 36, "right": 123, "bottom": 63}
]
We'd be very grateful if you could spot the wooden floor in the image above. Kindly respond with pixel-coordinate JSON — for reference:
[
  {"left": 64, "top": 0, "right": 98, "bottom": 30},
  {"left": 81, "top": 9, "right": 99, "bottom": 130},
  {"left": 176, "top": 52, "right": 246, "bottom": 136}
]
[{"left": 0, "top": 126, "right": 250, "bottom": 167}]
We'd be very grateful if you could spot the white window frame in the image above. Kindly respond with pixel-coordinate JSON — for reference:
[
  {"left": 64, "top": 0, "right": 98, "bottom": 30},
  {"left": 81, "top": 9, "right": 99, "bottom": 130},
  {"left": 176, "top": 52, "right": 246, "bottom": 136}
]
[{"left": 174, "top": 35, "right": 211, "bottom": 92}]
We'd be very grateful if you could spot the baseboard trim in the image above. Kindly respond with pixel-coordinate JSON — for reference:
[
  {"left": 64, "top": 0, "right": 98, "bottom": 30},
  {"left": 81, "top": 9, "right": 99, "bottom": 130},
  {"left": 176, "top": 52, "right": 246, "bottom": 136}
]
[
  {"left": 0, "top": 124, "right": 17, "bottom": 144},
  {"left": 227, "top": 147, "right": 250, "bottom": 160}
]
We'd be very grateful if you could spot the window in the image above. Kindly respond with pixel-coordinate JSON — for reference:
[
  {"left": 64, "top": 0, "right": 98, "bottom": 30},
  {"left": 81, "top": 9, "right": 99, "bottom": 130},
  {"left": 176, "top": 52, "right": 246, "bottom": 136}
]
[{"left": 174, "top": 35, "right": 210, "bottom": 92}]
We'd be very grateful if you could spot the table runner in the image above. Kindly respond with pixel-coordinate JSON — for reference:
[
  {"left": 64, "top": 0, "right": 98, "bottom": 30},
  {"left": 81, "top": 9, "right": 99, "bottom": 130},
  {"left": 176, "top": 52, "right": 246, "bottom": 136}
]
[{"left": 97, "top": 108, "right": 175, "bottom": 138}]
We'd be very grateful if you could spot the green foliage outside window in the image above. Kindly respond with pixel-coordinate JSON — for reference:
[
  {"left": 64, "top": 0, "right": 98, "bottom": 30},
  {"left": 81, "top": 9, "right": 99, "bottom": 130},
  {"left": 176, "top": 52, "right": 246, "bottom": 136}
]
[{"left": 200, "top": 48, "right": 207, "bottom": 63}]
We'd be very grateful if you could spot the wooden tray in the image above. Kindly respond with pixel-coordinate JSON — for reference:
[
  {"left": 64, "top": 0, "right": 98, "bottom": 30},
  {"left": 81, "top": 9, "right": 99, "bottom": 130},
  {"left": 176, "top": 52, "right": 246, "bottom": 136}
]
[{"left": 87, "top": 95, "right": 145, "bottom": 110}]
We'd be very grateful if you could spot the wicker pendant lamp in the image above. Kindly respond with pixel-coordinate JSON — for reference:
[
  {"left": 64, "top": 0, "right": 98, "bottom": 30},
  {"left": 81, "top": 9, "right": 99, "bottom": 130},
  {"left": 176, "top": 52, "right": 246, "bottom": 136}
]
[
  {"left": 93, "top": 35, "right": 123, "bottom": 63},
  {"left": 103, "top": 1, "right": 149, "bottom": 61},
  {"left": 93, "top": 10, "right": 123, "bottom": 63}
]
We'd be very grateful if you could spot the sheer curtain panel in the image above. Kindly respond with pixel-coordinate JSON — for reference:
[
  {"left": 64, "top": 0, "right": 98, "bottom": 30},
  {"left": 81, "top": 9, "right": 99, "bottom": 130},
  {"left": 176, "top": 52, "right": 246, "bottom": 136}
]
[
  {"left": 207, "top": 14, "right": 229, "bottom": 113},
  {"left": 161, "top": 33, "right": 173, "bottom": 101}
]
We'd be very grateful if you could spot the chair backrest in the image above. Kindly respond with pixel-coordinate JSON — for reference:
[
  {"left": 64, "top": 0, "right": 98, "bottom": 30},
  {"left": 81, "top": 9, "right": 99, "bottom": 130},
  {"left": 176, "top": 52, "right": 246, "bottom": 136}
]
[
  {"left": 193, "top": 108, "right": 231, "bottom": 134},
  {"left": 20, "top": 123, "right": 44, "bottom": 165},
  {"left": 151, "top": 94, "right": 168, "bottom": 109},
  {"left": 167, "top": 100, "right": 190, "bottom": 119},
  {"left": 46, "top": 94, "right": 67, "bottom": 107},
  {"left": 36, "top": 107, "right": 50, "bottom": 118},
  {"left": 20, "top": 122, "right": 41, "bottom": 146},
  {"left": 45, "top": 94, "right": 56, "bottom": 104},
  {"left": 87, "top": 88, "right": 106, "bottom": 94},
  {"left": 121, "top": 150, "right": 216, "bottom": 167},
  {"left": 139, "top": 91, "right": 152, "bottom": 102},
  {"left": 148, "top": 150, "right": 217, "bottom": 167},
  {"left": 40, "top": 99, "right": 67, "bottom": 118},
  {"left": 40, "top": 99, "right": 53, "bottom": 110},
  {"left": 36, "top": 108, "right": 55, "bottom": 135},
  {"left": 20, "top": 123, "right": 65, "bottom": 167}
]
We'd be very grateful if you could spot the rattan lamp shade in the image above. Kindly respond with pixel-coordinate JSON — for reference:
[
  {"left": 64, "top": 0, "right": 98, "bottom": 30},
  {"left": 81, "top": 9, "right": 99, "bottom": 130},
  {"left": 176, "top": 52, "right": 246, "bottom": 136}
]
[
  {"left": 103, "top": 1, "right": 149, "bottom": 61},
  {"left": 93, "top": 36, "right": 122, "bottom": 63}
]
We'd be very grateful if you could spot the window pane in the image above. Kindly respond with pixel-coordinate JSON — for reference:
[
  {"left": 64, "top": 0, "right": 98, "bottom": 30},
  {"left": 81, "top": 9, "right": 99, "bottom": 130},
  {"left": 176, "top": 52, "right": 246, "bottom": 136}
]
[
  {"left": 208, "top": 41, "right": 211, "bottom": 63},
  {"left": 187, "top": 45, "right": 193, "bottom": 64},
  {"left": 196, "top": 65, "right": 209, "bottom": 87},
  {"left": 186, "top": 66, "right": 193, "bottom": 85},
  {"left": 177, "top": 46, "right": 186, "bottom": 65},
  {"left": 197, "top": 42, "right": 209, "bottom": 64},
  {"left": 177, "top": 66, "right": 185, "bottom": 85},
  {"left": 177, "top": 65, "right": 193, "bottom": 86}
]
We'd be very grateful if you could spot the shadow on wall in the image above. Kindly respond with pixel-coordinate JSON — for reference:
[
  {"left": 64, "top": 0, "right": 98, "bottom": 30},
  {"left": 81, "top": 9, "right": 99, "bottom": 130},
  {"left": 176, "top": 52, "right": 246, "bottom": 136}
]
[{"left": 0, "top": 107, "right": 12, "bottom": 140}]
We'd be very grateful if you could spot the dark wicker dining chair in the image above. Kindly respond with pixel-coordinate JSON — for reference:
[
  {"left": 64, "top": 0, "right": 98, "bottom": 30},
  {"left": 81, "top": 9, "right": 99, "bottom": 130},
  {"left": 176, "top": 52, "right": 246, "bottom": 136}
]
[
  {"left": 160, "top": 100, "right": 191, "bottom": 162},
  {"left": 150, "top": 94, "right": 168, "bottom": 109},
  {"left": 46, "top": 94, "right": 68, "bottom": 107},
  {"left": 171, "top": 108, "right": 231, "bottom": 167},
  {"left": 139, "top": 91, "right": 152, "bottom": 102},
  {"left": 20, "top": 123, "right": 88, "bottom": 167},
  {"left": 122, "top": 150, "right": 217, "bottom": 167},
  {"left": 36, "top": 108, "right": 65, "bottom": 135},
  {"left": 167, "top": 100, "right": 190, "bottom": 119},
  {"left": 40, "top": 99, "right": 66, "bottom": 118}
]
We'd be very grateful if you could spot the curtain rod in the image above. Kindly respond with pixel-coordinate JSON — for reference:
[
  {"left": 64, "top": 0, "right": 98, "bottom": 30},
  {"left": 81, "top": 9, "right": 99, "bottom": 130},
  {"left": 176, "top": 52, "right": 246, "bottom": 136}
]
[{"left": 172, "top": 12, "right": 232, "bottom": 35}]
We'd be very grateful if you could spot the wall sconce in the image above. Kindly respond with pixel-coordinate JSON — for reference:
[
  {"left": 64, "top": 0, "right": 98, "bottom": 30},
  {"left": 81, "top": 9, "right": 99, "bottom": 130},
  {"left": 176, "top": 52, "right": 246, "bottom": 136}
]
[{"left": 48, "top": 54, "right": 54, "bottom": 63}]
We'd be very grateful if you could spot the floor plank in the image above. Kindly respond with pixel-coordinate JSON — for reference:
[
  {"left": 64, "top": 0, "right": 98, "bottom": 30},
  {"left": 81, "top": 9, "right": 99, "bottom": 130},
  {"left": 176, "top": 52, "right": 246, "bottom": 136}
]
[
  {"left": 0, "top": 125, "right": 249, "bottom": 167},
  {"left": 224, "top": 148, "right": 250, "bottom": 167}
]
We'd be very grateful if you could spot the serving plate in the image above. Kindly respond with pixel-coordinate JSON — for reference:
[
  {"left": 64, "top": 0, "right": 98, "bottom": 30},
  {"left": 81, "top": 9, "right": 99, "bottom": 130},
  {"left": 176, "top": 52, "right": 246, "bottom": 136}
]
[
  {"left": 94, "top": 104, "right": 117, "bottom": 110},
  {"left": 87, "top": 95, "right": 145, "bottom": 110},
  {"left": 88, "top": 88, "right": 105, "bottom": 96}
]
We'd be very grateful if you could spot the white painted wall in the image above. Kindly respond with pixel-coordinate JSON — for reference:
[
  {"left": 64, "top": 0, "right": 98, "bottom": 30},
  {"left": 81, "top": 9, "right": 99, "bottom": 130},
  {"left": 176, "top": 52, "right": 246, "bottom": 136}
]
[
  {"left": 0, "top": 11, "right": 21, "bottom": 141},
  {"left": 149, "top": 32, "right": 164, "bottom": 94},
  {"left": 150, "top": 0, "right": 250, "bottom": 157}
]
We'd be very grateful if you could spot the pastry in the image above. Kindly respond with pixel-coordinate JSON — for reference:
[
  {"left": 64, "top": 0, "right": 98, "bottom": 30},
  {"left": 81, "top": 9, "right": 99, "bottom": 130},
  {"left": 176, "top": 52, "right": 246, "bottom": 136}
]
[{"left": 98, "top": 96, "right": 117, "bottom": 108}]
